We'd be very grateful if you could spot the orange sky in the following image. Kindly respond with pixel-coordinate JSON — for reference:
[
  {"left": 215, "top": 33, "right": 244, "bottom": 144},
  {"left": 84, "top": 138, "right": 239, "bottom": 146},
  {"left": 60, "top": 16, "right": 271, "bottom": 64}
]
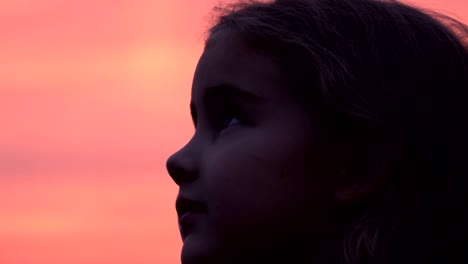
[{"left": 0, "top": 1, "right": 467, "bottom": 264}]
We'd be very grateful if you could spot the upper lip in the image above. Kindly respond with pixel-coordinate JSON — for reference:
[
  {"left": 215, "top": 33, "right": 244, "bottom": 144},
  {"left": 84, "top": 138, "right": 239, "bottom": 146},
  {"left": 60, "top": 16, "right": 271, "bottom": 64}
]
[{"left": 176, "top": 196, "right": 207, "bottom": 219}]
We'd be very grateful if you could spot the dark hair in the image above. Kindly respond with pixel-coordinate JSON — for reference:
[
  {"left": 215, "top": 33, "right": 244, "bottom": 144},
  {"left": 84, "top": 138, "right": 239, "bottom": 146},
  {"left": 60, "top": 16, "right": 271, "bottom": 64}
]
[{"left": 205, "top": 0, "right": 468, "bottom": 263}]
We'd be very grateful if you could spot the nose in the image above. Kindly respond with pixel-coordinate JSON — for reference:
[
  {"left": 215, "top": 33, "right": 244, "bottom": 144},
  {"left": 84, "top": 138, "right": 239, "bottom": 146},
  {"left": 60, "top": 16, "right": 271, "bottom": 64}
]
[{"left": 166, "top": 143, "right": 198, "bottom": 186}]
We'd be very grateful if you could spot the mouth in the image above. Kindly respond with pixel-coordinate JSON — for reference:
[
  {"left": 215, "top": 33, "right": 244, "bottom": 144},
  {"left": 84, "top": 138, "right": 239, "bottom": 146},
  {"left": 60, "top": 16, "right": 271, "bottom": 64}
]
[{"left": 176, "top": 196, "right": 208, "bottom": 220}]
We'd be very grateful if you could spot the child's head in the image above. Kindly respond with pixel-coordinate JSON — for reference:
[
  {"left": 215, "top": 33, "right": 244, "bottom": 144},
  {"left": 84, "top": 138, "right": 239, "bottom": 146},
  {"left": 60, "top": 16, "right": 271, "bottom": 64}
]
[{"left": 166, "top": 0, "right": 468, "bottom": 264}]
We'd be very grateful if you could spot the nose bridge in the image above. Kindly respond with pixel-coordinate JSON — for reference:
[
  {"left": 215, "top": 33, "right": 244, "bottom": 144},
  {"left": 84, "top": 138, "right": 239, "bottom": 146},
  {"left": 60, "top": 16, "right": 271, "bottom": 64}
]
[{"left": 166, "top": 135, "right": 199, "bottom": 186}]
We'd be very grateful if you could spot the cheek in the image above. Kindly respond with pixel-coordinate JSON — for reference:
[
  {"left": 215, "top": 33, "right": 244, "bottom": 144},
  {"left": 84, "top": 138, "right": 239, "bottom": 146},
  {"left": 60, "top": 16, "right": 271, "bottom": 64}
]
[
  {"left": 201, "top": 135, "right": 330, "bottom": 242},
  {"left": 205, "top": 141, "right": 280, "bottom": 216}
]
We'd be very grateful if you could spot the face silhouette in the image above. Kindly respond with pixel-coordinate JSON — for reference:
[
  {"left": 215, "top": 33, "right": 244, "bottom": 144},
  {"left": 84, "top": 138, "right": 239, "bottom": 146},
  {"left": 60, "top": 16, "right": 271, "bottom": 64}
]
[{"left": 166, "top": 30, "right": 338, "bottom": 264}]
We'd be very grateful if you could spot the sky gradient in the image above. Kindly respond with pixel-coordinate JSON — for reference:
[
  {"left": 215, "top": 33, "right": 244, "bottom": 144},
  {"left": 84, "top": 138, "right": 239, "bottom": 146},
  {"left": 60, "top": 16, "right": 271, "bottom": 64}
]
[{"left": 0, "top": 0, "right": 467, "bottom": 263}]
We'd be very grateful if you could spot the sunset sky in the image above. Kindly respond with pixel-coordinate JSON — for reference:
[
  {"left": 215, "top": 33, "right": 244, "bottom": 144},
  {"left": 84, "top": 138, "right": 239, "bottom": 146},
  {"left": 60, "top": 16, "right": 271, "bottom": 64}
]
[{"left": 0, "top": 0, "right": 467, "bottom": 264}]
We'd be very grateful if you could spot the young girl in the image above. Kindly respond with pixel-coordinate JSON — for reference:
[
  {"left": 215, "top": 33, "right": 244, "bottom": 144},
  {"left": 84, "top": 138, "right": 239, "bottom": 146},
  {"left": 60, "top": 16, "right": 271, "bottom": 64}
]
[{"left": 166, "top": 0, "right": 468, "bottom": 263}]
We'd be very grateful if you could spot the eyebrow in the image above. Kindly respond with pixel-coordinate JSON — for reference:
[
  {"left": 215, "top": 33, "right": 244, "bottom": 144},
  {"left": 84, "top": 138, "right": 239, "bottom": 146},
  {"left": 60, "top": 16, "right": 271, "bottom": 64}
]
[{"left": 189, "top": 84, "right": 264, "bottom": 127}]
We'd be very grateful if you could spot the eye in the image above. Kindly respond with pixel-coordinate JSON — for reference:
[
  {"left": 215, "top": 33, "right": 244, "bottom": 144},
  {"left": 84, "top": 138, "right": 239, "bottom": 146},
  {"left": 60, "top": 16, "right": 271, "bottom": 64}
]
[
  {"left": 222, "top": 116, "right": 242, "bottom": 129},
  {"left": 217, "top": 104, "right": 244, "bottom": 131}
]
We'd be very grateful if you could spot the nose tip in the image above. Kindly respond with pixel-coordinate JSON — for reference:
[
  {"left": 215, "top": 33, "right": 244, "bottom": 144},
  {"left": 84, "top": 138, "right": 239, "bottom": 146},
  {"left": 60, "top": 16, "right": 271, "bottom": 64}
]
[{"left": 166, "top": 149, "right": 198, "bottom": 186}]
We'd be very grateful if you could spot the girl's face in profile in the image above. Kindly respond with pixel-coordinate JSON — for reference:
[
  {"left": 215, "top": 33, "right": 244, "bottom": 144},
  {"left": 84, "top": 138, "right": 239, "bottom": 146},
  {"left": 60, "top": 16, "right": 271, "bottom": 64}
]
[{"left": 167, "top": 31, "right": 338, "bottom": 264}]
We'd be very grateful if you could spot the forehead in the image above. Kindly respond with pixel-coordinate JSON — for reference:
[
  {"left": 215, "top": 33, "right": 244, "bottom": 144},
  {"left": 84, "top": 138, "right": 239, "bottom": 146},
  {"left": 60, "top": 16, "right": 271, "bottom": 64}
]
[{"left": 191, "top": 30, "right": 288, "bottom": 101}]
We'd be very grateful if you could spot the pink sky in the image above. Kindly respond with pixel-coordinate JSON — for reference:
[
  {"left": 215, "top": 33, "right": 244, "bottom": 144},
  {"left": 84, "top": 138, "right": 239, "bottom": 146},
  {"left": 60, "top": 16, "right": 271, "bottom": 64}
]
[{"left": 0, "top": 1, "right": 466, "bottom": 264}]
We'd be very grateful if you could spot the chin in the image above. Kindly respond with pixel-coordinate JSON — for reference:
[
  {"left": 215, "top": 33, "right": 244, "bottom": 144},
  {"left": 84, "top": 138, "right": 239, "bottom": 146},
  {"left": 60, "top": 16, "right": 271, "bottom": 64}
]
[{"left": 181, "top": 234, "right": 221, "bottom": 264}]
